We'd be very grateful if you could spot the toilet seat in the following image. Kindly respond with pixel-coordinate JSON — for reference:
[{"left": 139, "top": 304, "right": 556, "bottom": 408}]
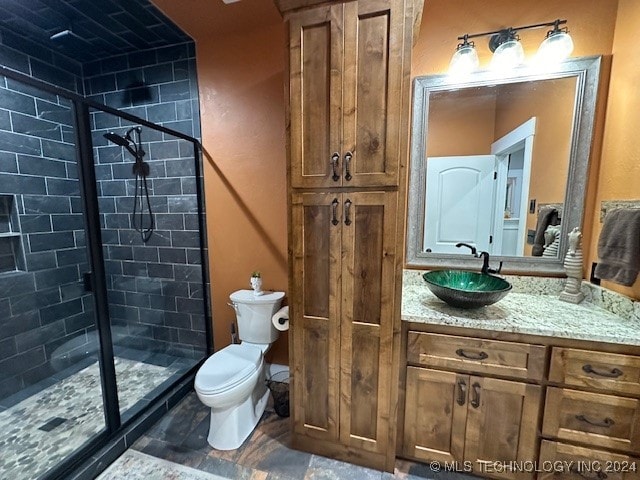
[{"left": 195, "top": 344, "right": 262, "bottom": 395}]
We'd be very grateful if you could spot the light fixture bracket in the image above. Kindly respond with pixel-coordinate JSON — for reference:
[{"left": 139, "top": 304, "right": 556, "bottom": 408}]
[{"left": 488, "top": 29, "right": 519, "bottom": 52}]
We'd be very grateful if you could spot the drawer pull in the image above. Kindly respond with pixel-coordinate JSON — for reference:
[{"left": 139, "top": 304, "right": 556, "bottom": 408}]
[
  {"left": 456, "top": 379, "right": 466, "bottom": 406},
  {"left": 456, "top": 348, "right": 488, "bottom": 361},
  {"left": 570, "top": 466, "right": 608, "bottom": 480},
  {"left": 575, "top": 414, "right": 615, "bottom": 428},
  {"left": 470, "top": 382, "right": 481, "bottom": 408},
  {"left": 582, "top": 364, "right": 623, "bottom": 378},
  {"left": 331, "top": 198, "right": 339, "bottom": 226}
]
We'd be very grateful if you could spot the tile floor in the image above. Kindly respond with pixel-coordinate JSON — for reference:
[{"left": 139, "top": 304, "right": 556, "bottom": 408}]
[
  {"left": 100, "top": 391, "right": 475, "bottom": 480},
  {"left": 0, "top": 354, "right": 188, "bottom": 480}
]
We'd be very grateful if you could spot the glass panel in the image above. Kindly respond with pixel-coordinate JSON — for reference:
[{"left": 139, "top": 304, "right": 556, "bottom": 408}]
[
  {"left": 90, "top": 108, "right": 207, "bottom": 421},
  {"left": 0, "top": 76, "right": 107, "bottom": 478}
]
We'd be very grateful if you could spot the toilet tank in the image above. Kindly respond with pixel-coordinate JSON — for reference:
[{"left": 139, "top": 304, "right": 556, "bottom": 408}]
[{"left": 229, "top": 290, "right": 285, "bottom": 344}]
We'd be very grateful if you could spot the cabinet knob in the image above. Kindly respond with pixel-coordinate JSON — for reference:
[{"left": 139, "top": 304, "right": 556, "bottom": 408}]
[
  {"left": 344, "top": 199, "right": 352, "bottom": 226},
  {"left": 470, "top": 382, "right": 481, "bottom": 408},
  {"left": 344, "top": 151, "right": 353, "bottom": 181},
  {"left": 456, "top": 379, "right": 466, "bottom": 406},
  {"left": 331, "top": 153, "right": 340, "bottom": 182},
  {"left": 331, "top": 198, "right": 339, "bottom": 226}
]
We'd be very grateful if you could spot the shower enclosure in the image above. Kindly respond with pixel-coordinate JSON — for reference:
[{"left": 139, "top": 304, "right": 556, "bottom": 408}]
[{"left": 0, "top": 65, "right": 210, "bottom": 479}]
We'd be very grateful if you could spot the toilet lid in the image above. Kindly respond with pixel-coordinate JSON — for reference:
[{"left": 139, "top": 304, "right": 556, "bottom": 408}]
[{"left": 195, "top": 344, "right": 262, "bottom": 395}]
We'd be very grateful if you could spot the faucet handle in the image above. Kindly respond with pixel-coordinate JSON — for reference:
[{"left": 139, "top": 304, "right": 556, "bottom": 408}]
[{"left": 487, "top": 261, "right": 503, "bottom": 275}]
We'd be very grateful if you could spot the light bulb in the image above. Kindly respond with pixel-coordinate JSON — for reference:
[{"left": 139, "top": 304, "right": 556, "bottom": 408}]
[
  {"left": 449, "top": 43, "right": 480, "bottom": 77},
  {"left": 490, "top": 39, "right": 525, "bottom": 71},
  {"left": 536, "top": 31, "right": 574, "bottom": 64}
]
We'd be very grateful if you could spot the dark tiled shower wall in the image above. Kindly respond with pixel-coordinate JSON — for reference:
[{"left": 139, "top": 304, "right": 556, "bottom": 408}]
[
  {"left": 0, "top": 82, "right": 94, "bottom": 400},
  {"left": 92, "top": 134, "right": 206, "bottom": 360},
  {"left": 83, "top": 42, "right": 200, "bottom": 139},
  {"left": 85, "top": 42, "right": 206, "bottom": 360}
]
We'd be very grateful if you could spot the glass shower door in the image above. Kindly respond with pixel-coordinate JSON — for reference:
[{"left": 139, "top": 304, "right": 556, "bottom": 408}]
[
  {"left": 0, "top": 76, "right": 108, "bottom": 478},
  {"left": 90, "top": 107, "right": 207, "bottom": 421}
]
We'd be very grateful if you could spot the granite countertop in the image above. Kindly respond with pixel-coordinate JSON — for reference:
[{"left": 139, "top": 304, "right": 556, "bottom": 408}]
[{"left": 401, "top": 271, "right": 640, "bottom": 347}]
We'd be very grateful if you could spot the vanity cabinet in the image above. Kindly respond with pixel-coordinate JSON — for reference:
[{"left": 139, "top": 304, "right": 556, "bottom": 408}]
[
  {"left": 289, "top": 191, "right": 399, "bottom": 465},
  {"left": 403, "top": 332, "right": 544, "bottom": 480},
  {"left": 540, "top": 348, "right": 640, "bottom": 473},
  {"left": 286, "top": 0, "right": 407, "bottom": 189}
]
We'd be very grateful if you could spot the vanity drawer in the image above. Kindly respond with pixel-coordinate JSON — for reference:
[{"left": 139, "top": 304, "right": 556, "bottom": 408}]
[
  {"left": 539, "top": 440, "right": 640, "bottom": 480},
  {"left": 543, "top": 387, "right": 640, "bottom": 454},
  {"left": 550, "top": 348, "right": 640, "bottom": 396},
  {"left": 406, "top": 332, "right": 545, "bottom": 380}
]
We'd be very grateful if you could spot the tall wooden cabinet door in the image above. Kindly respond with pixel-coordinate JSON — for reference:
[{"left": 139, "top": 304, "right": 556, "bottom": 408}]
[
  {"left": 403, "top": 367, "right": 468, "bottom": 462},
  {"left": 288, "top": 5, "right": 344, "bottom": 189},
  {"left": 342, "top": 0, "right": 406, "bottom": 188},
  {"left": 464, "top": 377, "right": 542, "bottom": 480},
  {"left": 290, "top": 193, "right": 342, "bottom": 441},
  {"left": 339, "top": 191, "right": 397, "bottom": 453}
]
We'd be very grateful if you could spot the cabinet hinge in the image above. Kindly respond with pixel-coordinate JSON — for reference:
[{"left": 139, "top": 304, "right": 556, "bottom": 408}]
[
  {"left": 493, "top": 171, "right": 497, "bottom": 180},
  {"left": 489, "top": 235, "right": 493, "bottom": 244}
]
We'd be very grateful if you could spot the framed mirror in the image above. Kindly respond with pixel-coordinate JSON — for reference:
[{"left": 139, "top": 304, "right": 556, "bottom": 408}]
[{"left": 406, "top": 56, "right": 602, "bottom": 275}]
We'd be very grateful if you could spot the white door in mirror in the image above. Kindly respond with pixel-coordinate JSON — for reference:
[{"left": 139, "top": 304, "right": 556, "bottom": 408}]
[{"left": 424, "top": 155, "right": 495, "bottom": 254}]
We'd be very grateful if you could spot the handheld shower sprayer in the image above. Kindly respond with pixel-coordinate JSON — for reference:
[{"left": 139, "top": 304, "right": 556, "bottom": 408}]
[{"left": 103, "top": 127, "right": 154, "bottom": 243}]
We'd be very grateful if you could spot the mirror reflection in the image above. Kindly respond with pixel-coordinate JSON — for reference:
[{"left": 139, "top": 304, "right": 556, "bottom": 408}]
[
  {"left": 423, "top": 76, "right": 578, "bottom": 257},
  {"left": 406, "top": 56, "right": 602, "bottom": 274}
]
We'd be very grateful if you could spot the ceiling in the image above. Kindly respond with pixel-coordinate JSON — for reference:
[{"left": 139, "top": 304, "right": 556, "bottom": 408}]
[{"left": 0, "top": 0, "right": 192, "bottom": 63}]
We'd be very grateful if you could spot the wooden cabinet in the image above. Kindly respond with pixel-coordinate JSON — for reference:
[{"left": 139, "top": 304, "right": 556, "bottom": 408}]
[
  {"left": 542, "top": 346, "right": 640, "bottom": 474},
  {"left": 403, "top": 334, "right": 543, "bottom": 480},
  {"left": 539, "top": 441, "right": 640, "bottom": 480},
  {"left": 290, "top": 191, "right": 398, "bottom": 463},
  {"left": 279, "top": 0, "right": 419, "bottom": 472},
  {"left": 287, "top": 0, "right": 407, "bottom": 188}
]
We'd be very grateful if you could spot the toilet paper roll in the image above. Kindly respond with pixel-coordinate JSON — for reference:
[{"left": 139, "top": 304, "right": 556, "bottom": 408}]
[{"left": 272, "top": 306, "right": 289, "bottom": 331}]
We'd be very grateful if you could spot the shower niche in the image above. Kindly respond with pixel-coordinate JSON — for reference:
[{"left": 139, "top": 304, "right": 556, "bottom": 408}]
[{"left": 0, "top": 195, "right": 24, "bottom": 273}]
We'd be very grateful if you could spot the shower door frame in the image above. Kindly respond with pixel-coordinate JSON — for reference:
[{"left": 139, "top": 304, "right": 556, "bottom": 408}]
[{"left": 0, "top": 65, "right": 213, "bottom": 480}]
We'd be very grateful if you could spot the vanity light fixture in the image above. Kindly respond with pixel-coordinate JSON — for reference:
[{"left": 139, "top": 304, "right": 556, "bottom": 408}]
[
  {"left": 449, "top": 35, "right": 480, "bottom": 77},
  {"left": 449, "top": 19, "right": 573, "bottom": 75}
]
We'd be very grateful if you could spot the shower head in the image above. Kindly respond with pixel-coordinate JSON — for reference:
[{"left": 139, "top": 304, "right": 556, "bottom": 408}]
[
  {"left": 104, "top": 131, "right": 140, "bottom": 158},
  {"left": 104, "top": 132, "right": 131, "bottom": 148}
]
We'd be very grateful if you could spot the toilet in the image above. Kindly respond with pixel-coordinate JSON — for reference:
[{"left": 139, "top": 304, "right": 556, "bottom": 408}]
[{"left": 195, "top": 289, "right": 284, "bottom": 450}]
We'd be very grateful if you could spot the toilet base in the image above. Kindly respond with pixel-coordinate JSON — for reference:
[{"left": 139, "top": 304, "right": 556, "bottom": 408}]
[{"left": 206, "top": 382, "right": 269, "bottom": 450}]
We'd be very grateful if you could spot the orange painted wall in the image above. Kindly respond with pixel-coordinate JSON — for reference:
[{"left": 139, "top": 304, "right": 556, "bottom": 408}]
[
  {"left": 151, "top": 1, "right": 290, "bottom": 363},
  {"left": 195, "top": 24, "right": 289, "bottom": 364},
  {"left": 588, "top": 0, "right": 640, "bottom": 298},
  {"left": 413, "top": 0, "right": 617, "bottom": 76}
]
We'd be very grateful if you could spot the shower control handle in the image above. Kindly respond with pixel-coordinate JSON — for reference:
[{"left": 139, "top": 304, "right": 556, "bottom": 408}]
[{"left": 331, "top": 153, "right": 340, "bottom": 181}]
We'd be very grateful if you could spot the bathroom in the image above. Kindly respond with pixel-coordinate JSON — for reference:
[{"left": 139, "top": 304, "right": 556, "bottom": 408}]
[{"left": 0, "top": 0, "right": 639, "bottom": 479}]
